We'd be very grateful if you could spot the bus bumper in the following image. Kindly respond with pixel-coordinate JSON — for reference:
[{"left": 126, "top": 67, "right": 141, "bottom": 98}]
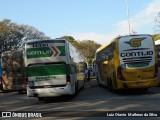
[
  {"left": 27, "top": 84, "right": 74, "bottom": 97},
  {"left": 117, "top": 78, "right": 159, "bottom": 89}
]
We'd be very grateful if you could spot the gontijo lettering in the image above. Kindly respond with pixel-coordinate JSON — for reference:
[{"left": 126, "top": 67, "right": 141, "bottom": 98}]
[
  {"left": 27, "top": 50, "right": 52, "bottom": 56},
  {"left": 27, "top": 47, "right": 53, "bottom": 58},
  {"left": 120, "top": 51, "right": 153, "bottom": 57}
]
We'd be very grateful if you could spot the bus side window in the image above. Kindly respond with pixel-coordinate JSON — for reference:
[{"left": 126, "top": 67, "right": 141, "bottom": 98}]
[
  {"left": 108, "top": 43, "right": 115, "bottom": 61},
  {"left": 105, "top": 53, "right": 108, "bottom": 60}
]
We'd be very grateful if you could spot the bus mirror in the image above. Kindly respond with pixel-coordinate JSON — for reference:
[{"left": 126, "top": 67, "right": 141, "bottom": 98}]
[{"left": 103, "top": 61, "right": 108, "bottom": 64}]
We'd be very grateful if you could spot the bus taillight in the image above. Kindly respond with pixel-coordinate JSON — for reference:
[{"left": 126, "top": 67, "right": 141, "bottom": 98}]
[
  {"left": 0, "top": 77, "right": 3, "bottom": 90},
  {"left": 0, "top": 77, "right": 2, "bottom": 85},
  {"left": 117, "top": 66, "right": 125, "bottom": 80},
  {"left": 153, "top": 63, "right": 158, "bottom": 78},
  {"left": 25, "top": 77, "right": 28, "bottom": 86}
]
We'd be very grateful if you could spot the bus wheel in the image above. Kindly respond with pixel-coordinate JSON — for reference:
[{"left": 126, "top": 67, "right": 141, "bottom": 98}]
[
  {"left": 74, "top": 82, "right": 79, "bottom": 96},
  {"left": 97, "top": 76, "right": 103, "bottom": 87},
  {"left": 82, "top": 79, "right": 85, "bottom": 89},
  {"left": 38, "top": 97, "right": 45, "bottom": 101},
  {"left": 18, "top": 90, "right": 23, "bottom": 94},
  {"left": 96, "top": 76, "right": 99, "bottom": 84},
  {"left": 0, "top": 83, "right": 3, "bottom": 91},
  {"left": 140, "top": 88, "right": 148, "bottom": 93},
  {"left": 108, "top": 79, "right": 113, "bottom": 92}
]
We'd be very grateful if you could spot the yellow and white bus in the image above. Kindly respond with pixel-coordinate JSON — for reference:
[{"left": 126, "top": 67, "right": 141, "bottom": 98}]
[
  {"left": 24, "top": 39, "right": 85, "bottom": 101},
  {"left": 95, "top": 34, "right": 158, "bottom": 91},
  {"left": 155, "top": 40, "right": 160, "bottom": 79}
]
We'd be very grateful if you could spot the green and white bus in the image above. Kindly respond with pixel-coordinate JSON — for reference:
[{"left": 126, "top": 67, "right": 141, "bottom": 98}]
[{"left": 24, "top": 39, "right": 85, "bottom": 101}]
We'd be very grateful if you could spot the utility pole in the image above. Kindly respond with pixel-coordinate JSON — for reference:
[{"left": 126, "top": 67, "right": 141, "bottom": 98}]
[{"left": 126, "top": 0, "right": 131, "bottom": 35}]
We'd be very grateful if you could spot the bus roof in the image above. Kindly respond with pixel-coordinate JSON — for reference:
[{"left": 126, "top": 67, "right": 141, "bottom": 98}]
[
  {"left": 26, "top": 39, "right": 67, "bottom": 45},
  {"left": 96, "top": 39, "right": 116, "bottom": 54},
  {"left": 96, "top": 34, "right": 152, "bottom": 54}
]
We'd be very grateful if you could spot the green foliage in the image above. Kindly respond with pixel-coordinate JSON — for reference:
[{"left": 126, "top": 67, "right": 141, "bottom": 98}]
[
  {"left": 60, "top": 36, "right": 79, "bottom": 47},
  {"left": 60, "top": 36, "right": 75, "bottom": 42},
  {"left": 76, "top": 40, "right": 101, "bottom": 63},
  {"left": 60, "top": 36, "right": 101, "bottom": 63},
  {"left": 17, "top": 24, "right": 50, "bottom": 49},
  {"left": 154, "top": 12, "right": 160, "bottom": 33},
  {"left": 0, "top": 19, "right": 50, "bottom": 51},
  {"left": 0, "top": 19, "right": 23, "bottom": 51},
  {"left": 152, "top": 34, "right": 160, "bottom": 41}
]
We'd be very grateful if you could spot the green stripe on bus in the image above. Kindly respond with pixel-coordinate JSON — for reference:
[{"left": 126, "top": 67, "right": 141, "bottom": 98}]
[
  {"left": 27, "top": 46, "right": 66, "bottom": 58},
  {"left": 27, "top": 64, "right": 71, "bottom": 77},
  {"left": 57, "top": 46, "right": 66, "bottom": 56}
]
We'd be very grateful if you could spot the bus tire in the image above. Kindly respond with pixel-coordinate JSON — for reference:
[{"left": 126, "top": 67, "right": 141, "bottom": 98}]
[
  {"left": 69, "top": 82, "right": 79, "bottom": 99},
  {"left": 74, "top": 82, "right": 79, "bottom": 96},
  {"left": 38, "top": 97, "right": 45, "bottom": 101},
  {"left": 140, "top": 88, "right": 148, "bottom": 93},
  {"left": 106, "top": 77, "right": 109, "bottom": 89},
  {"left": 97, "top": 77, "right": 102, "bottom": 87},
  {"left": 108, "top": 79, "right": 113, "bottom": 92},
  {"left": 82, "top": 79, "right": 85, "bottom": 89},
  {"left": 0, "top": 83, "right": 3, "bottom": 91},
  {"left": 96, "top": 76, "right": 99, "bottom": 84},
  {"left": 18, "top": 90, "right": 23, "bottom": 94}
]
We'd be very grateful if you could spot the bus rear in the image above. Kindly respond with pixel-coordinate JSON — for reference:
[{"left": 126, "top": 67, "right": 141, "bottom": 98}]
[
  {"left": 118, "top": 34, "right": 158, "bottom": 89},
  {"left": 25, "top": 40, "right": 74, "bottom": 98},
  {"left": 155, "top": 40, "right": 160, "bottom": 84},
  {"left": 1, "top": 50, "right": 26, "bottom": 93},
  {"left": 0, "top": 52, "right": 2, "bottom": 90}
]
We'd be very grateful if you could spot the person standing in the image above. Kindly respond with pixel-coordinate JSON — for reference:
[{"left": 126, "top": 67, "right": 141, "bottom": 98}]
[{"left": 87, "top": 69, "right": 90, "bottom": 82}]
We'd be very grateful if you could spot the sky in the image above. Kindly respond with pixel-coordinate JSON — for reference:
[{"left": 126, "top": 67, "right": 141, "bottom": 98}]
[{"left": 0, "top": 0, "right": 160, "bottom": 45}]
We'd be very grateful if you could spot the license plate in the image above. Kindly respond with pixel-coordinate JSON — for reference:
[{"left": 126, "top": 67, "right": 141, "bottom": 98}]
[
  {"left": 44, "top": 85, "right": 52, "bottom": 88},
  {"left": 136, "top": 82, "right": 143, "bottom": 85}
]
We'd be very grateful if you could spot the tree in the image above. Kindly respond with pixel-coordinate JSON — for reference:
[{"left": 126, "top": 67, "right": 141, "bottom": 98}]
[
  {"left": 17, "top": 24, "right": 50, "bottom": 49},
  {"left": 152, "top": 34, "right": 160, "bottom": 41},
  {"left": 59, "top": 36, "right": 101, "bottom": 63},
  {"left": 154, "top": 12, "right": 160, "bottom": 33},
  {"left": 0, "top": 19, "right": 23, "bottom": 51},
  {"left": 60, "top": 36, "right": 75, "bottom": 42},
  {"left": 0, "top": 19, "right": 50, "bottom": 51},
  {"left": 76, "top": 40, "right": 101, "bottom": 63},
  {"left": 60, "top": 35, "right": 79, "bottom": 46}
]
